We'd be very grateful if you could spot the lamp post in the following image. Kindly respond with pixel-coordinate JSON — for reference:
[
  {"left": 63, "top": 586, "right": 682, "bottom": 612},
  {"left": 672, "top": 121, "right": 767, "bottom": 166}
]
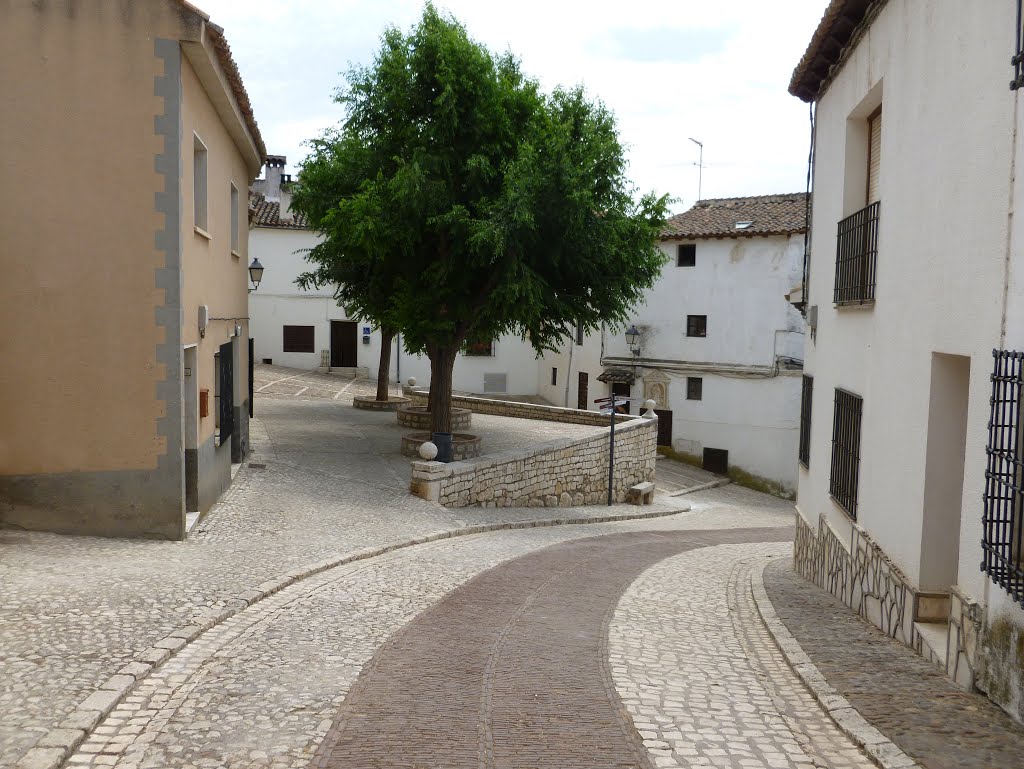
[
  {"left": 607, "top": 324, "right": 642, "bottom": 506},
  {"left": 248, "top": 258, "right": 264, "bottom": 293},
  {"left": 688, "top": 137, "right": 703, "bottom": 201}
]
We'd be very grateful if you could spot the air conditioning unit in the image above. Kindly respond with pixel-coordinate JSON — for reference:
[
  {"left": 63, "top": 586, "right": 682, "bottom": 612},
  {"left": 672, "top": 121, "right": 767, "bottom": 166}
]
[{"left": 483, "top": 373, "right": 507, "bottom": 394}]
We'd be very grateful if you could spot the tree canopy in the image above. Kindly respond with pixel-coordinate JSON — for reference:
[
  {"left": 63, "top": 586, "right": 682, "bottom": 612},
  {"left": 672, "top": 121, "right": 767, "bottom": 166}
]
[{"left": 291, "top": 4, "right": 668, "bottom": 432}]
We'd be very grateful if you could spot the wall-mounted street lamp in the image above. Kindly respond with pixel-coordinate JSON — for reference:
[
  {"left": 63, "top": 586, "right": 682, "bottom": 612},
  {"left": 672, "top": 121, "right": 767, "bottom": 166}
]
[
  {"left": 625, "top": 324, "right": 642, "bottom": 358},
  {"left": 248, "top": 258, "right": 264, "bottom": 293}
]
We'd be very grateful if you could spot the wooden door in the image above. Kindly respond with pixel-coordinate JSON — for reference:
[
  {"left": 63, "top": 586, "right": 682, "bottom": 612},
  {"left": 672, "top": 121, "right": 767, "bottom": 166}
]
[
  {"left": 654, "top": 409, "right": 672, "bottom": 446},
  {"left": 331, "top": 321, "right": 358, "bottom": 367},
  {"left": 577, "top": 372, "right": 589, "bottom": 410}
]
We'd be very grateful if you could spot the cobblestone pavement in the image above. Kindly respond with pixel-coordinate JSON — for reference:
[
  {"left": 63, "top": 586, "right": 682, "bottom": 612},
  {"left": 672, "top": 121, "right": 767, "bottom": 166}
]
[
  {"left": 0, "top": 383, "right": 793, "bottom": 766},
  {"left": 763, "top": 558, "right": 1024, "bottom": 769},
  {"left": 611, "top": 546, "right": 876, "bottom": 769},
  {"left": 57, "top": 527, "right": 796, "bottom": 769}
]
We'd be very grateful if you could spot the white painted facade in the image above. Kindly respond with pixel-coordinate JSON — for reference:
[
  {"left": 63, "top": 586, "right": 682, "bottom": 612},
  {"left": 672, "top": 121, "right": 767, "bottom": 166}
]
[
  {"left": 248, "top": 166, "right": 542, "bottom": 396},
  {"left": 793, "top": 0, "right": 1024, "bottom": 715}
]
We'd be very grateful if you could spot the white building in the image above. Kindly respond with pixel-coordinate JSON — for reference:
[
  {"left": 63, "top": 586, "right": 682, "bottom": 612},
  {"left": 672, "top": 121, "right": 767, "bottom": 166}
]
[
  {"left": 790, "top": 0, "right": 1024, "bottom": 720},
  {"left": 542, "top": 195, "right": 806, "bottom": 495},
  {"left": 248, "top": 156, "right": 540, "bottom": 395}
]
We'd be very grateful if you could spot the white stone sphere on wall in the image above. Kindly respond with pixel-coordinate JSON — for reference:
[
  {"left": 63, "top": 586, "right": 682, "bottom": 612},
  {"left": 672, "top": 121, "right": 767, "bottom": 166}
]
[{"left": 418, "top": 441, "right": 438, "bottom": 460}]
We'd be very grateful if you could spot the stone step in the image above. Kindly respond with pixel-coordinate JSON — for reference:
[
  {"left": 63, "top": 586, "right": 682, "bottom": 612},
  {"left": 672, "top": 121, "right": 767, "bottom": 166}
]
[{"left": 913, "top": 620, "right": 949, "bottom": 670}]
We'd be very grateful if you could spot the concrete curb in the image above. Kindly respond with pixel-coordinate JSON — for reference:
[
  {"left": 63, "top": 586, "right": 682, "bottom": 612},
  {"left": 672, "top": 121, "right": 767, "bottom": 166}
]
[
  {"left": 665, "top": 478, "right": 731, "bottom": 497},
  {"left": 17, "top": 503, "right": 691, "bottom": 769},
  {"left": 750, "top": 562, "right": 921, "bottom": 769}
]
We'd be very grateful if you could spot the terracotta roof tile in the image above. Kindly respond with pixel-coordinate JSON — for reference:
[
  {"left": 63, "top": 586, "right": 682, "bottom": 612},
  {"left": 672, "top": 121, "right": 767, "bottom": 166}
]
[
  {"left": 789, "top": 0, "right": 880, "bottom": 102},
  {"left": 660, "top": 193, "right": 808, "bottom": 240},
  {"left": 249, "top": 193, "right": 310, "bottom": 229}
]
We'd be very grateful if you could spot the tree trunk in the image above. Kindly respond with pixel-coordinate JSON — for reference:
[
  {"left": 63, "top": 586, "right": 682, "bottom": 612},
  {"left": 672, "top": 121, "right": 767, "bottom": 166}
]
[
  {"left": 376, "top": 327, "right": 395, "bottom": 401},
  {"left": 428, "top": 345, "right": 457, "bottom": 434}
]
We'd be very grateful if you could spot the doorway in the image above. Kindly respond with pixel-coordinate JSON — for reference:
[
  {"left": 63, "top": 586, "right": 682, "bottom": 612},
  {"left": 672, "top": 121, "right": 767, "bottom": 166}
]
[
  {"left": 577, "top": 372, "right": 589, "bottom": 410},
  {"left": 920, "top": 353, "right": 970, "bottom": 591},
  {"left": 331, "top": 321, "right": 358, "bottom": 367},
  {"left": 654, "top": 409, "right": 673, "bottom": 446},
  {"left": 183, "top": 345, "right": 199, "bottom": 513},
  {"left": 611, "top": 382, "right": 631, "bottom": 414}
]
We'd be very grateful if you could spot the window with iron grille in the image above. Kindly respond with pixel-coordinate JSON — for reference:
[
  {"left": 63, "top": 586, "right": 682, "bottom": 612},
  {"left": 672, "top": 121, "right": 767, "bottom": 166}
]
[
  {"left": 462, "top": 339, "right": 495, "bottom": 356},
  {"left": 830, "top": 388, "right": 862, "bottom": 518},
  {"left": 686, "top": 315, "right": 707, "bottom": 338},
  {"left": 575, "top": 321, "right": 584, "bottom": 346},
  {"left": 799, "top": 375, "right": 813, "bottom": 467},
  {"left": 686, "top": 377, "right": 702, "bottom": 401},
  {"left": 1013, "top": 0, "right": 1024, "bottom": 90},
  {"left": 677, "top": 244, "right": 696, "bottom": 267},
  {"left": 983, "top": 350, "right": 1024, "bottom": 605},
  {"left": 834, "top": 201, "right": 879, "bottom": 304}
]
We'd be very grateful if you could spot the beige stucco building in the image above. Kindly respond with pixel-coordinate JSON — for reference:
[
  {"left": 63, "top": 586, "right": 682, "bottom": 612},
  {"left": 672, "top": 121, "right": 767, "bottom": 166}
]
[{"left": 0, "top": 1, "right": 265, "bottom": 539}]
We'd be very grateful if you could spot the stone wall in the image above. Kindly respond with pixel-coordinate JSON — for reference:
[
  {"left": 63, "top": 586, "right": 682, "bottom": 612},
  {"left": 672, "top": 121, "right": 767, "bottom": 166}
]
[
  {"left": 410, "top": 416, "right": 657, "bottom": 508},
  {"left": 404, "top": 388, "right": 629, "bottom": 427},
  {"left": 794, "top": 513, "right": 985, "bottom": 690}
]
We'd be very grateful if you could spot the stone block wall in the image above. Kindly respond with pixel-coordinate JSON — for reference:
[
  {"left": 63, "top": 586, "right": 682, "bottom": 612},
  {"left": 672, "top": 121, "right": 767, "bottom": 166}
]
[
  {"left": 410, "top": 417, "right": 657, "bottom": 508},
  {"left": 404, "top": 388, "right": 630, "bottom": 427}
]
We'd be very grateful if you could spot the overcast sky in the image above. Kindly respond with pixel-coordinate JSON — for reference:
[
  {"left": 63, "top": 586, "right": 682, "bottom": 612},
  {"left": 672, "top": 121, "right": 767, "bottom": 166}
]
[{"left": 201, "top": 0, "right": 827, "bottom": 213}]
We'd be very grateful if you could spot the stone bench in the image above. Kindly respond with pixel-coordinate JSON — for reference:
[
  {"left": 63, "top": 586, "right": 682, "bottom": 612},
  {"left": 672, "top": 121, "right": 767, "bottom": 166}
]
[{"left": 627, "top": 481, "right": 655, "bottom": 506}]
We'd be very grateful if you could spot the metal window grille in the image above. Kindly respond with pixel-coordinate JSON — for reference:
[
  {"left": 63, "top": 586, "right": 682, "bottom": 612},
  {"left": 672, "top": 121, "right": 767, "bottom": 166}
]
[
  {"left": 799, "top": 375, "right": 813, "bottom": 467},
  {"left": 834, "top": 201, "right": 879, "bottom": 304},
  {"left": 686, "top": 377, "right": 703, "bottom": 400},
  {"left": 219, "top": 341, "right": 234, "bottom": 445},
  {"left": 982, "top": 350, "right": 1024, "bottom": 606},
  {"left": 830, "top": 388, "right": 862, "bottom": 518},
  {"left": 686, "top": 315, "right": 707, "bottom": 337},
  {"left": 1013, "top": 0, "right": 1024, "bottom": 90},
  {"left": 575, "top": 321, "right": 584, "bottom": 346}
]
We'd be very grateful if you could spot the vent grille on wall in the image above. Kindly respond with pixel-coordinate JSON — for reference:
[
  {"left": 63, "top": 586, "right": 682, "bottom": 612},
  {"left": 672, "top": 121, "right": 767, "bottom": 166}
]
[{"left": 483, "top": 373, "right": 507, "bottom": 393}]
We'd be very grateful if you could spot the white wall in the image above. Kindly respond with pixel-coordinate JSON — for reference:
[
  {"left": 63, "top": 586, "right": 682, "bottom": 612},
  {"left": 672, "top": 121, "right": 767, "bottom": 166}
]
[
  {"left": 248, "top": 226, "right": 542, "bottom": 394},
  {"left": 537, "top": 329, "right": 607, "bottom": 409},
  {"left": 797, "top": 0, "right": 1014, "bottom": 595}
]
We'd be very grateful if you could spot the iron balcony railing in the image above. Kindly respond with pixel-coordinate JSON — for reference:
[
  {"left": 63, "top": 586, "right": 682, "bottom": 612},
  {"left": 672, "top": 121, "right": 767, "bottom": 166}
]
[
  {"left": 983, "top": 349, "right": 1024, "bottom": 606},
  {"left": 834, "top": 201, "right": 880, "bottom": 305}
]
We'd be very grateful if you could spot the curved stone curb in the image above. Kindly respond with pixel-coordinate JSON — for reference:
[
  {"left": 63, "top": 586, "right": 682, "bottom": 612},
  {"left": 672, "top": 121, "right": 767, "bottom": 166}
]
[
  {"left": 750, "top": 563, "right": 921, "bottom": 769},
  {"left": 16, "top": 503, "right": 691, "bottom": 769}
]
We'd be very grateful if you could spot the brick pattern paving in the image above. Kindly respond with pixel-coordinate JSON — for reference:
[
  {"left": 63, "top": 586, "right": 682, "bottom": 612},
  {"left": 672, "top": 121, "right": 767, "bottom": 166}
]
[
  {"left": 611, "top": 545, "right": 875, "bottom": 769},
  {"left": 763, "top": 558, "right": 1024, "bottom": 769},
  {"left": 313, "top": 528, "right": 792, "bottom": 769}
]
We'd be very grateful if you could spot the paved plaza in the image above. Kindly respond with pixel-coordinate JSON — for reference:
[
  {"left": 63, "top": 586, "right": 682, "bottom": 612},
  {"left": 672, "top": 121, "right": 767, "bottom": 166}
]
[{"left": 1, "top": 373, "right": 1022, "bottom": 768}]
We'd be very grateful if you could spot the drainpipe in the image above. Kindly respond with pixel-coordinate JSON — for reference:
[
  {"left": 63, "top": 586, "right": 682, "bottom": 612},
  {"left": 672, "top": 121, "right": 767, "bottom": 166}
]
[{"left": 563, "top": 338, "right": 575, "bottom": 407}]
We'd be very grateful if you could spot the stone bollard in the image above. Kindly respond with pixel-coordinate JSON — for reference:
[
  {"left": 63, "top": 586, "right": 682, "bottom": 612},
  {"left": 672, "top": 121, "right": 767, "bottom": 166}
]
[{"left": 642, "top": 398, "right": 658, "bottom": 419}]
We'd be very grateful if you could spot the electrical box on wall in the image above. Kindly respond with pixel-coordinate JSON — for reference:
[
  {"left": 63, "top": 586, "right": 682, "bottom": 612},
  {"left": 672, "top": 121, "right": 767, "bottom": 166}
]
[
  {"left": 362, "top": 335, "right": 371, "bottom": 345},
  {"left": 199, "top": 389, "right": 209, "bottom": 418},
  {"left": 198, "top": 305, "right": 209, "bottom": 338}
]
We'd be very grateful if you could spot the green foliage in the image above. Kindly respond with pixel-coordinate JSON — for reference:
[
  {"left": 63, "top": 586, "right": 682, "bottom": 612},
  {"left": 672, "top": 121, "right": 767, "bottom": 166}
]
[{"left": 291, "top": 3, "right": 668, "bottom": 358}]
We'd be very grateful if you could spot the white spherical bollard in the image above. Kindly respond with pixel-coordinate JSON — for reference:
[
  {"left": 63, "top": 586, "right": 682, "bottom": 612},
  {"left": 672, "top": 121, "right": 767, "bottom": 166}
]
[
  {"left": 418, "top": 441, "right": 438, "bottom": 460},
  {"left": 643, "top": 398, "right": 657, "bottom": 410},
  {"left": 407, "top": 377, "right": 417, "bottom": 387},
  {"left": 642, "top": 398, "right": 658, "bottom": 420}
]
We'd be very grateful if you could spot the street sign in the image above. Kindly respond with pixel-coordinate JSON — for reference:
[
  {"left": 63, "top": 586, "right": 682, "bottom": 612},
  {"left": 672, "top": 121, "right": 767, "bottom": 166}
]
[{"left": 594, "top": 396, "right": 613, "bottom": 403}]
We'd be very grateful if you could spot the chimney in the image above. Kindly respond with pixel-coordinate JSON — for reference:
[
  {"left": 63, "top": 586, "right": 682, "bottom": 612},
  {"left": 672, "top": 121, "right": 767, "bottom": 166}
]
[{"left": 278, "top": 172, "right": 294, "bottom": 223}]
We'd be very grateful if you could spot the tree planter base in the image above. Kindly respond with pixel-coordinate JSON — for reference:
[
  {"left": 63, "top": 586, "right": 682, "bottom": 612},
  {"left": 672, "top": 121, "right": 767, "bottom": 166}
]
[
  {"left": 353, "top": 395, "right": 412, "bottom": 412},
  {"left": 401, "top": 432, "right": 481, "bottom": 460},
  {"left": 396, "top": 405, "right": 472, "bottom": 430}
]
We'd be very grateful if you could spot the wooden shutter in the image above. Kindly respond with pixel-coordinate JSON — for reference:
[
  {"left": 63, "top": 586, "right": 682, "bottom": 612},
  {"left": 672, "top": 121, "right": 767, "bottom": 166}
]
[{"left": 867, "top": 109, "right": 882, "bottom": 204}]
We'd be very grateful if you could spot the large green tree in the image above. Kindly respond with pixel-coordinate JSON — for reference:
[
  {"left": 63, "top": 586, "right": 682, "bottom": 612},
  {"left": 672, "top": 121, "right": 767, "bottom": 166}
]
[{"left": 292, "top": 4, "right": 668, "bottom": 433}]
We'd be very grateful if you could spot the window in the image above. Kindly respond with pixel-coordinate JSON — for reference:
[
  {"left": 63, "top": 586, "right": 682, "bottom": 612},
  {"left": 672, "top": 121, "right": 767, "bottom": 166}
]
[
  {"left": 799, "top": 375, "right": 813, "bottom": 467},
  {"left": 193, "top": 134, "right": 208, "bottom": 232},
  {"left": 677, "top": 244, "right": 696, "bottom": 267},
  {"left": 830, "top": 388, "right": 863, "bottom": 518},
  {"left": 215, "top": 342, "right": 234, "bottom": 447},
  {"left": 686, "top": 315, "right": 707, "bottom": 338},
  {"left": 835, "top": 107, "right": 881, "bottom": 305},
  {"left": 463, "top": 339, "right": 495, "bottom": 356},
  {"left": 983, "top": 350, "right": 1024, "bottom": 604},
  {"left": 282, "top": 325, "right": 315, "bottom": 353},
  {"left": 551, "top": 367, "right": 558, "bottom": 386},
  {"left": 230, "top": 183, "right": 240, "bottom": 254},
  {"left": 577, "top": 372, "right": 589, "bottom": 410},
  {"left": 612, "top": 382, "right": 631, "bottom": 414},
  {"left": 575, "top": 321, "right": 584, "bottom": 346},
  {"left": 686, "top": 377, "right": 703, "bottom": 401}
]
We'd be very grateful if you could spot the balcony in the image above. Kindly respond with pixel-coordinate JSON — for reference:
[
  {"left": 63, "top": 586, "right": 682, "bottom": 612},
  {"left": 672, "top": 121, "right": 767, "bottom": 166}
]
[{"left": 834, "top": 200, "right": 880, "bottom": 305}]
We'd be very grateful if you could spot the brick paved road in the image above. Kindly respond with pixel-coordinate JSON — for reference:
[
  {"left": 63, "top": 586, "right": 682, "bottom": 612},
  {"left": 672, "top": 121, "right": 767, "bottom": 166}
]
[{"left": 763, "top": 559, "right": 1024, "bottom": 769}]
